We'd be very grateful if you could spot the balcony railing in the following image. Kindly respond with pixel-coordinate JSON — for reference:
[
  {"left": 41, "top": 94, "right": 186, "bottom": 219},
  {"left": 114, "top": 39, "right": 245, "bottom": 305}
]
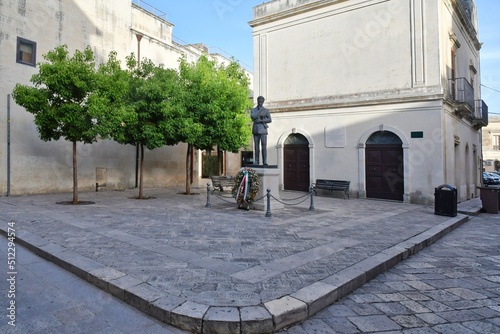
[
  {"left": 446, "top": 77, "right": 487, "bottom": 128},
  {"left": 473, "top": 99, "right": 488, "bottom": 127},
  {"left": 448, "top": 77, "right": 475, "bottom": 111},
  {"left": 132, "top": 0, "right": 167, "bottom": 20}
]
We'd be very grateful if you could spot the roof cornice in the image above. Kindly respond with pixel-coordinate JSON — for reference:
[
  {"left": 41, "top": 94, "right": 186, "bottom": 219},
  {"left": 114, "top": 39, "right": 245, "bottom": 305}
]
[{"left": 249, "top": 0, "right": 348, "bottom": 27}]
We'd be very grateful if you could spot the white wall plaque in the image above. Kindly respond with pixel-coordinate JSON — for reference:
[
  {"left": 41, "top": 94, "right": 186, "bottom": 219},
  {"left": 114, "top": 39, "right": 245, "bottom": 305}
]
[{"left": 325, "top": 125, "right": 346, "bottom": 148}]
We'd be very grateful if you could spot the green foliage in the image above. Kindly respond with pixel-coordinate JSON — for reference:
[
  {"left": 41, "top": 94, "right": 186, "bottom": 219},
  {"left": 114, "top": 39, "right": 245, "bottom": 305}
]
[
  {"left": 115, "top": 55, "right": 184, "bottom": 150},
  {"left": 232, "top": 168, "right": 260, "bottom": 203},
  {"left": 178, "top": 54, "right": 252, "bottom": 194},
  {"left": 13, "top": 45, "right": 98, "bottom": 143},
  {"left": 178, "top": 55, "right": 252, "bottom": 152},
  {"left": 12, "top": 45, "right": 252, "bottom": 198},
  {"left": 92, "top": 51, "right": 132, "bottom": 140},
  {"left": 12, "top": 45, "right": 132, "bottom": 203}
]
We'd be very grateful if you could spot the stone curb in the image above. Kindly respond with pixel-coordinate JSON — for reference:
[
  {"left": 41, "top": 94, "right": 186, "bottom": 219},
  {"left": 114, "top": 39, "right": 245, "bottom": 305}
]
[{"left": 0, "top": 214, "right": 469, "bottom": 333}]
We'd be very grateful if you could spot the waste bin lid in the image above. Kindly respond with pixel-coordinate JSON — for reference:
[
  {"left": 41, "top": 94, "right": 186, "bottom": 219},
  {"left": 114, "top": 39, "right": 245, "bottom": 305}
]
[{"left": 436, "top": 184, "right": 456, "bottom": 190}]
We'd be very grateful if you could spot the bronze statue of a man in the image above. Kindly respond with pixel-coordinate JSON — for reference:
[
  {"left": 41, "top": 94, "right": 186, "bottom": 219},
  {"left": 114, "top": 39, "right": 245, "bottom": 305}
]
[{"left": 251, "top": 96, "right": 272, "bottom": 165}]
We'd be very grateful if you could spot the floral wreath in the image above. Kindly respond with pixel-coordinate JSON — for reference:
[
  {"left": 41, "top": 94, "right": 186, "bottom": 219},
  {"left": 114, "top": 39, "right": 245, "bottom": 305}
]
[{"left": 232, "top": 167, "right": 260, "bottom": 204}]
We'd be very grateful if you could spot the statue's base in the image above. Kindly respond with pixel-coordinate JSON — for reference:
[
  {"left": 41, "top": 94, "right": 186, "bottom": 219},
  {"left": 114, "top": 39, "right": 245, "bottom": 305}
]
[{"left": 249, "top": 166, "right": 284, "bottom": 212}]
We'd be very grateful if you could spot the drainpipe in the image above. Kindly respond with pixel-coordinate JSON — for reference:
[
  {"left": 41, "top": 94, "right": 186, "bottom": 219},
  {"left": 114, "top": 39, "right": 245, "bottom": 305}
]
[
  {"left": 135, "top": 33, "right": 143, "bottom": 188},
  {"left": 7, "top": 94, "right": 11, "bottom": 196}
]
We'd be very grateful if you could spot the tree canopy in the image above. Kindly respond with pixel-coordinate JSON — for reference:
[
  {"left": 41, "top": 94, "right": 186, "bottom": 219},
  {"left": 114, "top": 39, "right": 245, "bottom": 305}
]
[
  {"left": 116, "top": 55, "right": 184, "bottom": 149},
  {"left": 179, "top": 55, "right": 252, "bottom": 151},
  {"left": 13, "top": 45, "right": 97, "bottom": 143},
  {"left": 12, "top": 45, "right": 128, "bottom": 204},
  {"left": 113, "top": 55, "right": 184, "bottom": 198},
  {"left": 13, "top": 46, "right": 253, "bottom": 200},
  {"left": 179, "top": 55, "right": 252, "bottom": 194}
]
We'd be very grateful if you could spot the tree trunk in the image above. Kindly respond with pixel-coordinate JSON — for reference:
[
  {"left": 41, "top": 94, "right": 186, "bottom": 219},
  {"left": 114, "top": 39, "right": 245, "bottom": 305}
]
[
  {"left": 185, "top": 144, "right": 192, "bottom": 195},
  {"left": 139, "top": 143, "right": 144, "bottom": 199},
  {"left": 217, "top": 147, "right": 223, "bottom": 175},
  {"left": 72, "top": 140, "right": 78, "bottom": 204}
]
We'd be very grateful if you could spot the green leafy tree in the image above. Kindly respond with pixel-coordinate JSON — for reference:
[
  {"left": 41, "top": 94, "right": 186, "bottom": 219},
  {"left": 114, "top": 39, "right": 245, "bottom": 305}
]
[
  {"left": 12, "top": 45, "right": 127, "bottom": 204},
  {"left": 179, "top": 55, "right": 252, "bottom": 195},
  {"left": 114, "top": 55, "right": 184, "bottom": 199},
  {"left": 93, "top": 51, "right": 132, "bottom": 141}
]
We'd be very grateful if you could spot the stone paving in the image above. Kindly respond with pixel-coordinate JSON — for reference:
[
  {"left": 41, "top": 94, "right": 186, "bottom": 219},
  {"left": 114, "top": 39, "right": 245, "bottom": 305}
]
[
  {"left": 282, "top": 211, "right": 500, "bottom": 333},
  {"left": 0, "top": 187, "right": 481, "bottom": 333},
  {"left": 0, "top": 236, "right": 184, "bottom": 334}
]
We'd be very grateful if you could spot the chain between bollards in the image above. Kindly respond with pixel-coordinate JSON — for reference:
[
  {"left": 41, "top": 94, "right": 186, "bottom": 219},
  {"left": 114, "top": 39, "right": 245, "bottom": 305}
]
[
  {"left": 208, "top": 185, "right": 315, "bottom": 215},
  {"left": 205, "top": 183, "right": 211, "bottom": 208},
  {"left": 309, "top": 185, "right": 315, "bottom": 211},
  {"left": 265, "top": 189, "right": 272, "bottom": 217}
]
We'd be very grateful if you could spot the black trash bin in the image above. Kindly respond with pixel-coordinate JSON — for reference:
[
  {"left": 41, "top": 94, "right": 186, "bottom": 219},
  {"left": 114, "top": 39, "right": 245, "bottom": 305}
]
[{"left": 434, "top": 184, "right": 457, "bottom": 217}]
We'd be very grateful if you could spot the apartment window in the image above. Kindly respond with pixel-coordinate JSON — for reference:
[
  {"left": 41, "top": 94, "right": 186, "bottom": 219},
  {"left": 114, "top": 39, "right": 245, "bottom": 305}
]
[
  {"left": 16, "top": 37, "right": 36, "bottom": 67},
  {"left": 470, "top": 64, "right": 477, "bottom": 89},
  {"left": 450, "top": 49, "right": 456, "bottom": 99},
  {"left": 493, "top": 135, "right": 500, "bottom": 151}
]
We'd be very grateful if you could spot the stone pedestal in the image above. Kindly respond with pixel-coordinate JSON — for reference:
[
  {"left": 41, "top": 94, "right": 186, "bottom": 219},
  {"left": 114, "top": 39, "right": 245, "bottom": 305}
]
[{"left": 246, "top": 165, "right": 284, "bottom": 212}]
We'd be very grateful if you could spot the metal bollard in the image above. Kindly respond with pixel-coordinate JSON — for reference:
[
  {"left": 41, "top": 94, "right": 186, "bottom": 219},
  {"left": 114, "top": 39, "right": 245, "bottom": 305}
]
[
  {"left": 205, "top": 183, "right": 211, "bottom": 208},
  {"left": 309, "top": 186, "right": 315, "bottom": 211},
  {"left": 265, "top": 189, "right": 272, "bottom": 217}
]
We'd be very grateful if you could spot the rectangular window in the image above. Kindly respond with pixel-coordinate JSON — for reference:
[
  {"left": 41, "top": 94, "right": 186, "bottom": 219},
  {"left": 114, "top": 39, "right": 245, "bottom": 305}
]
[
  {"left": 470, "top": 65, "right": 477, "bottom": 90},
  {"left": 493, "top": 135, "right": 500, "bottom": 151},
  {"left": 16, "top": 37, "right": 36, "bottom": 67},
  {"left": 450, "top": 49, "right": 456, "bottom": 100}
]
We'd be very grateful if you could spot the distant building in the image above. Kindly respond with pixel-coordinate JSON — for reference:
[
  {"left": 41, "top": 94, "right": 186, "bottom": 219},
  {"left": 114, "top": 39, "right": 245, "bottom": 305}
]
[
  {"left": 250, "top": 0, "right": 487, "bottom": 204},
  {"left": 482, "top": 117, "right": 500, "bottom": 172},
  {"left": 0, "top": 0, "right": 250, "bottom": 196}
]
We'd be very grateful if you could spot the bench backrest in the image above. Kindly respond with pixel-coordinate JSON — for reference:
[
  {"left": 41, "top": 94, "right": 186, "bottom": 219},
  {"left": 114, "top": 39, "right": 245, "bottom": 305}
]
[
  {"left": 211, "top": 175, "right": 235, "bottom": 185},
  {"left": 316, "top": 179, "right": 350, "bottom": 188}
]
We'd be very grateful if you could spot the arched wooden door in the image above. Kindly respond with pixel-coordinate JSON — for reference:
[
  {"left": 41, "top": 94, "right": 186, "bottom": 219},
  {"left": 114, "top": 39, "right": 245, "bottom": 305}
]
[
  {"left": 284, "top": 134, "right": 310, "bottom": 191},
  {"left": 365, "top": 131, "right": 404, "bottom": 201}
]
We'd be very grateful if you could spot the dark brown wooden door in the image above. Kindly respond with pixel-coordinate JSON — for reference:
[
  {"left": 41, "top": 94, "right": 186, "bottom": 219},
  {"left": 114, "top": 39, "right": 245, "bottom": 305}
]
[
  {"left": 366, "top": 144, "right": 404, "bottom": 201},
  {"left": 284, "top": 144, "right": 310, "bottom": 191}
]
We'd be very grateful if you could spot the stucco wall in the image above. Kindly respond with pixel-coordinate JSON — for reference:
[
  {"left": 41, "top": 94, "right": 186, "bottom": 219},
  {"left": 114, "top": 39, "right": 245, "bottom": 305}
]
[
  {"left": 250, "top": 0, "right": 483, "bottom": 204},
  {"left": 440, "top": 0, "right": 481, "bottom": 91},
  {"left": 0, "top": 0, "right": 201, "bottom": 195},
  {"left": 266, "top": 100, "right": 448, "bottom": 203},
  {"left": 252, "top": 0, "right": 446, "bottom": 108}
]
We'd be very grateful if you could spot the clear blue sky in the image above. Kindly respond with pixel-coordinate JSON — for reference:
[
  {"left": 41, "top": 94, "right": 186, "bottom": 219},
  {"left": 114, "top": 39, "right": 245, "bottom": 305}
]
[
  {"left": 140, "top": 0, "right": 263, "bottom": 70},
  {"left": 476, "top": 0, "right": 500, "bottom": 115},
  {"left": 141, "top": 0, "right": 499, "bottom": 114}
]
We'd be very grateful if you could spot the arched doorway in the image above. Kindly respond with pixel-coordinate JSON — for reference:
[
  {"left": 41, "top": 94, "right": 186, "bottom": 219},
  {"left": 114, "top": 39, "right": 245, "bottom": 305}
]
[
  {"left": 365, "top": 131, "right": 404, "bottom": 201},
  {"left": 284, "top": 133, "right": 310, "bottom": 191}
]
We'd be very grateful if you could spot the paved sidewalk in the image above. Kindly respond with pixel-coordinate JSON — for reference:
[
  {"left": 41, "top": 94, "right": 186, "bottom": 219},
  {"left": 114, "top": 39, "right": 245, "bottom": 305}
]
[
  {"left": 283, "top": 211, "right": 500, "bottom": 333},
  {"left": 0, "top": 187, "right": 479, "bottom": 333},
  {"left": 0, "top": 236, "right": 185, "bottom": 334}
]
